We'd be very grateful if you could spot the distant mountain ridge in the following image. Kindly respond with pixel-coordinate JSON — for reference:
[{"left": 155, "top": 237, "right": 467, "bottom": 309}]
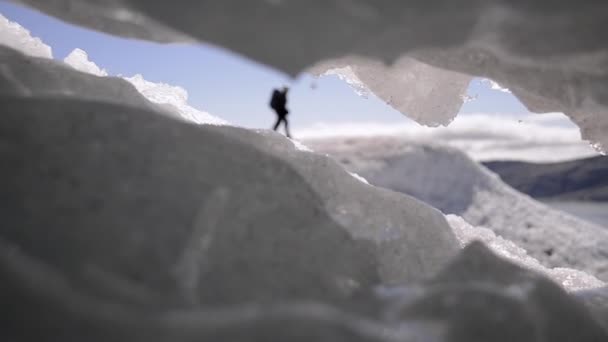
[{"left": 483, "top": 156, "right": 608, "bottom": 202}]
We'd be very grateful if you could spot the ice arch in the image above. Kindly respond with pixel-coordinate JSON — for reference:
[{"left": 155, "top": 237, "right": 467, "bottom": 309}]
[{"left": 13, "top": 0, "right": 608, "bottom": 152}]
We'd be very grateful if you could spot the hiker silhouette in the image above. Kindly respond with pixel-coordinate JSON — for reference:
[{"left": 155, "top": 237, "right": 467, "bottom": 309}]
[{"left": 270, "top": 87, "right": 291, "bottom": 138}]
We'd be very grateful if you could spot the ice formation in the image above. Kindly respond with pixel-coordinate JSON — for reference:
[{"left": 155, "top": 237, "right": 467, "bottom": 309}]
[
  {"left": 0, "top": 12, "right": 51, "bottom": 58},
  {"left": 64, "top": 48, "right": 108, "bottom": 77},
  {"left": 60, "top": 46, "right": 224, "bottom": 125},
  {"left": 13, "top": 0, "right": 608, "bottom": 152},
  {"left": 310, "top": 57, "right": 471, "bottom": 126},
  {"left": 397, "top": 242, "right": 608, "bottom": 341},
  {"left": 123, "top": 74, "right": 225, "bottom": 125},
  {"left": 0, "top": 14, "right": 222, "bottom": 126},
  {"left": 308, "top": 138, "right": 608, "bottom": 281},
  {"left": 576, "top": 286, "right": 608, "bottom": 332},
  {"left": 319, "top": 66, "right": 370, "bottom": 98},
  {"left": 2, "top": 2, "right": 608, "bottom": 341},
  {"left": 0, "top": 43, "right": 463, "bottom": 286},
  {"left": 447, "top": 214, "right": 604, "bottom": 291}
]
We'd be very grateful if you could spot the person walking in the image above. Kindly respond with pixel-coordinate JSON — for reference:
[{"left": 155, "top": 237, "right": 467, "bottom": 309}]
[{"left": 270, "top": 87, "right": 291, "bottom": 138}]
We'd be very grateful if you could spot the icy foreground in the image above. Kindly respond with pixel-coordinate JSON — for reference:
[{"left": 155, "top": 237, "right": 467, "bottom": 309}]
[
  {"left": 0, "top": 43, "right": 607, "bottom": 340},
  {"left": 0, "top": 45, "right": 459, "bottom": 289},
  {"left": 448, "top": 215, "right": 604, "bottom": 291},
  {"left": 308, "top": 137, "right": 608, "bottom": 281},
  {"left": 3, "top": 2, "right": 608, "bottom": 339},
  {"left": 14, "top": 0, "right": 608, "bottom": 152}
]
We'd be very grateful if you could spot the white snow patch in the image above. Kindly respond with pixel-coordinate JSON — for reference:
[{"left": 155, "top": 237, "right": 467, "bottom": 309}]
[
  {"left": 321, "top": 66, "right": 370, "bottom": 98},
  {"left": 61, "top": 45, "right": 225, "bottom": 125},
  {"left": 290, "top": 139, "right": 313, "bottom": 152},
  {"left": 349, "top": 172, "right": 369, "bottom": 185},
  {"left": 481, "top": 79, "right": 511, "bottom": 93},
  {"left": 64, "top": 48, "right": 108, "bottom": 76},
  {"left": 0, "top": 13, "right": 52, "bottom": 58},
  {"left": 447, "top": 214, "right": 604, "bottom": 291},
  {"left": 0, "top": 14, "right": 225, "bottom": 126},
  {"left": 123, "top": 74, "right": 226, "bottom": 125}
]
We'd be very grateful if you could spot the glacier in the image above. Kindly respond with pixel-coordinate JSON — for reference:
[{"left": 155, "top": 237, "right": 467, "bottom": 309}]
[
  {"left": 2, "top": 2, "right": 608, "bottom": 341},
  {"left": 0, "top": 45, "right": 460, "bottom": 292},
  {"left": 308, "top": 137, "right": 608, "bottom": 281},
  {"left": 12, "top": 0, "right": 608, "bottom": 152}
]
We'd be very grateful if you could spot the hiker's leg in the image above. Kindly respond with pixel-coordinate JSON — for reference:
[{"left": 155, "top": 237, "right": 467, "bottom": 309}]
[
  {"left": 280, "top": 117, "right": 287, "bottom": 135},
  {"left": 284, "top": 117, "right": 292, "bottom": 138},
  {"left": 273, "top": 116, "right": 281, "bottom": 131}
]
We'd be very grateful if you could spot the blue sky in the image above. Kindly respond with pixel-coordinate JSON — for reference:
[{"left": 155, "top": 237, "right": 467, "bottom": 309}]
[{"left": 0, "top": 1, "right": 533, "bottom": 130}]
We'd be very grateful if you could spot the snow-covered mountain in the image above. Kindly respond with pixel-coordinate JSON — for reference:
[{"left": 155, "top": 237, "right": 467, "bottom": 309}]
[
  {"left": 307, "top": 136, "right": 608, "bottom": 281},
  {"left": 484, "top": 156, "right": 608, "bottom": 202}
]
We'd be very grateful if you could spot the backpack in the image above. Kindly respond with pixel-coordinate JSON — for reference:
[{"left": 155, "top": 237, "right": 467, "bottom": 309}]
[{"left": 270, "top": 89, "right": 282, "bottom": 110}]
